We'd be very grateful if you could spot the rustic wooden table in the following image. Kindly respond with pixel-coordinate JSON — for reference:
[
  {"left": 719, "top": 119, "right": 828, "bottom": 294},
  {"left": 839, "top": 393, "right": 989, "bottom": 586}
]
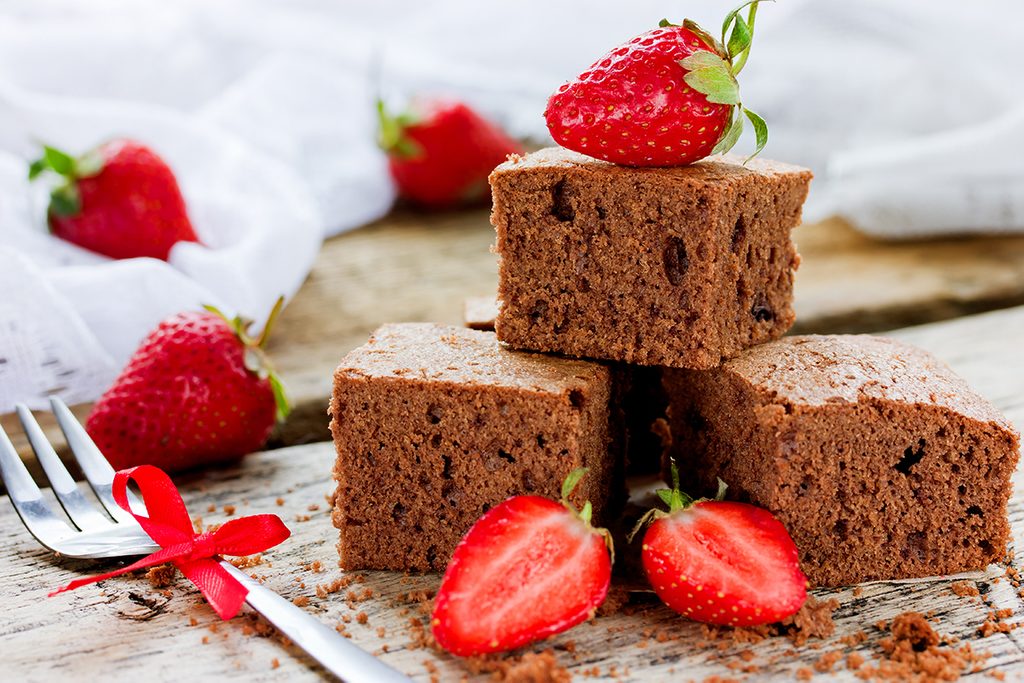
[{"left": 3, "top": 210, "right": 1024, "bottom": 681}]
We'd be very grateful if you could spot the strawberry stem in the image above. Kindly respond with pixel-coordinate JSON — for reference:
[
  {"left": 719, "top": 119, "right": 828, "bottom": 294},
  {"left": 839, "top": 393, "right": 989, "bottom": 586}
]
[
  {"left": 728, "top": 1, "right": 762, "bottom": 76},
  {"left": 255, "top": 296, "right": 285, "bottom": 349},
  {"left": 558, "top": 468, "right": 614, "bottom": 561},
  {"left": 376, "top": 99, "right": 422, "bottom": 159},
  {"left": 629, "top": 461, "right": 732, "bottom": 541},
  {"left": 28, "top": 143, "right": 107, "bottom": 219},
  {"left": 203, "top": 299, "right": 292, "bottom": 421}
]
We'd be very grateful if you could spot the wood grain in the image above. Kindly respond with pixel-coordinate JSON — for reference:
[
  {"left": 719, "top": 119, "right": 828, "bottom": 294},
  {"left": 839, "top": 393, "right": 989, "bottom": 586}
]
[{"left": 2, "top": 306, "right": 1024, "bottom": 682}]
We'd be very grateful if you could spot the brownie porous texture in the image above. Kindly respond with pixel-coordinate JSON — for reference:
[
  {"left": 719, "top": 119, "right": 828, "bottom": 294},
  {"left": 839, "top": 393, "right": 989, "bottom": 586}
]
[
  {"left": 490, "top": 147, "right": 812, "bottom": 369},
  {"left": 662, "top": 334, "right": 1020, "bottom": 586},
  {"left": 460, "top": 297, "right": 666, "bottom": 473},
  {"left": 330, "top": 323, "right": 621, "bottom": 572}
]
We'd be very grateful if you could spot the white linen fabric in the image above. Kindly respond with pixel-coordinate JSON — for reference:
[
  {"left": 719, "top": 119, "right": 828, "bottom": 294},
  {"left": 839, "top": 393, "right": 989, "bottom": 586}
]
[{"left": 1, "top": 0, "right": 1021, "bottom": 411}]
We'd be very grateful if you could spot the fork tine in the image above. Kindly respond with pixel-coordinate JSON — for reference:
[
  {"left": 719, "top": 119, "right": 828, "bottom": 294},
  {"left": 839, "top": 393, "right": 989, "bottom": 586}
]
[
  {"left": 0, "top": 419, "right": 76, "bottom": 549},
  {"left": 16, "top": 404, "right": 115, "bottom": 531},
  {"left": 49, "top": 398, "right": 138, "bottom": 523}
]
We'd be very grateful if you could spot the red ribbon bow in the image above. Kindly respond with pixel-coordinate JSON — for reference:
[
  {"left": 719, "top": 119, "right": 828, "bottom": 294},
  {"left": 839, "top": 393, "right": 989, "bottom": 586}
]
[{"left": 50, "top": 465, "right": 291, "bottom": 620}]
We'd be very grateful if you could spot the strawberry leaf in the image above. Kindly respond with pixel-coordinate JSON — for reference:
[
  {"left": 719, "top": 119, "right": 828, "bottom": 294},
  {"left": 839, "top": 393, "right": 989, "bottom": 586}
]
[
  {"left": 658, "top": 18, "right": 676, "bottom": 28},
  {"left": 681, "top": 18, "right": 727, "bottom": 57},
  {"left": 49, "top": 184, "right": 81, "bottom": 216},
  {"left": 28, "top": 158, "right": 47, "bottom": 181},
  {"left": 680, "top": 52, "right": 740, "bottom": 105},
  {"left": 561, "top": 467, "right": 588, "bottom": 501},
  {"left": 726, "top": 13, "right": 752, "bottom": 61},
  {"left": 43, "top": 146, "right": 75, "bottom": 177},
  {"left": 721, "top": 1, "right": 761, "bottom": 42},
  {"left": 712, "top": 107, "right": 743, "bottom": 154},
  {"left": 377, "top": 99, "right": 423, "bottom": 159},
  {"left": 268, "top": 371, "right": 291, "bottom": 421},
  {"left": 742, "top": 107, "right": 769, "bottom": 161}
]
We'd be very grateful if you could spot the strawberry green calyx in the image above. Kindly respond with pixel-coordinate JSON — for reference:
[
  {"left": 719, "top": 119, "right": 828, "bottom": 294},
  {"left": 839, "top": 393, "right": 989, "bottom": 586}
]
[
  {"left": 560, "top": 467, "right": 615, "bottom": 563},
  {"left": 666, "top": 0, "right": 770, "bottom": 162},
  {"left": 376, "top": 99, "right": 423, "bottom": 159},
  {"left": 628, "top": 461, "right": 728, "bottom": 541},
  {"left": 203, "top": 295, "right": 292, "bottom": 421},
  {"left": 28, "top": 144, "right": 105, "bottom": 217}
]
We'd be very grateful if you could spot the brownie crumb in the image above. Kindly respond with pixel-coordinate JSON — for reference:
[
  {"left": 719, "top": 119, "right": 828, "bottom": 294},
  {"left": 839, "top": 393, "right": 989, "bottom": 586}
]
[
  {"left": 701, "top": 596, "right": 840, "bottom": 648},
  {"left": 223, "top": 505, "right": 236, "bottom": 516},
  {"left": 145, "top": 564, "right": 176, "bottom": 588},
  {"left": 275, "top": 497, "right": 285, "bottom": 506},
  {"left": 855, "top": 612, "right": 991, "bottom": 682},
  {"left": 815, "top": 651, "right": 843, "bottom": 673},
  {"left": 979, "top": 609, "right": 1020, "bottom": 638},
  {"left": 270, "top": 658, "right": 279, "bottom": 670},
  {"left": 466, "top": 649, "right": 571, "bottom": 683},
  {"left": 950, "top": 581, "right": 980, "bottom": 598},
  {"left": 596, "top": 585, "right": 630, "bottom": 617},
  {"left": 292, "top": 596, "right": 310, "bottom": 608},
  {"left": 230, "top": 554, "right": 264, "bottom": 569}
]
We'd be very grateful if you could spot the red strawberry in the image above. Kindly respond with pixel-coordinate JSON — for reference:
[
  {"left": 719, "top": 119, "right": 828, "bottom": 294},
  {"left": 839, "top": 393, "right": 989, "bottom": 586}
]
[
  {"left": 378, "top": 99, "right": 523, "bottom": 209},
  {"left": 86, "top": 298, "right": 290, "bottom": 473},
  {"left": 431, "top": 469, "right": 612, "bottom": 656},
  {"left": 29, "top": 139, "right": 199, "bottom": 260},
  {"left": 634, "top": 466, "right": 807, "bottom": 626},
  {"left": 545, "top": 2, "right": 769, "bottom": 167}
]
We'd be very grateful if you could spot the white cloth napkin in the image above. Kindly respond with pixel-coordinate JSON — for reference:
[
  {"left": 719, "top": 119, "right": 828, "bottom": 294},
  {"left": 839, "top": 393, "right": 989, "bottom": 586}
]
[{"left": 1, "top": 0, "right": 1022, "bottom": 412}]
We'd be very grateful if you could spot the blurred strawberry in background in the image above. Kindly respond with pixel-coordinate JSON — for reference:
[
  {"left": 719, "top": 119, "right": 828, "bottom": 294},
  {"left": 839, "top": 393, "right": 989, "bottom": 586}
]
[
  {"left": 86, "top": 298, "right": 290, "bottom": 473},
  {"left": 29, "top": 139, "right": 199, "bottom": 260},
  {"left": 377, "top": 99, "right": 523, "bottom": 209}
]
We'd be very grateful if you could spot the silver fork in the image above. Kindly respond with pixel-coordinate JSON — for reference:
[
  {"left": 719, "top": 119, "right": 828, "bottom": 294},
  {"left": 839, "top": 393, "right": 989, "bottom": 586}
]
[{"left": 0, "top": 397, "right": 411, "bottom": 683}]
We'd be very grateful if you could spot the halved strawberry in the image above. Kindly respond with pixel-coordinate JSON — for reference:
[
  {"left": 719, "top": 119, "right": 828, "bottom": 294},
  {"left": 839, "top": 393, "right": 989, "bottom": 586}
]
[
  {"left": 634, "top": 466, "right": 807, "bottom": 626},
  {"left": 431, "top": 469, "right": 613, "bottom": 656}
]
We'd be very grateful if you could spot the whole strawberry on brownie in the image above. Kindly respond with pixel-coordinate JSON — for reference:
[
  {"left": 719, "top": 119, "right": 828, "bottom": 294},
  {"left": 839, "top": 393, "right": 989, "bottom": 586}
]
[
  {"left": 378, "top": 99, "right": 523, "bottom": 209},
  {"left": 86, "top": 298, "right": 289, "bottom": 473},
  {"left": 545, "top": 0, "right": 768, "bottom": 166},
  {"left": 632, "top": 464, "right": 807, "bottom": 626},
  {"left": 432, "top": 469, "right": 613, "bottom": 656},
  {"left": 29, "top": 139, "right": 199, "bottom": 260}
]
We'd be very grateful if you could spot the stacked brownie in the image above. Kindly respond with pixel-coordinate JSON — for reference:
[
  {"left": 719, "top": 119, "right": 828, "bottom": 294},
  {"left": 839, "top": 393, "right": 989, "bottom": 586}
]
[{"left": 331, "top": 146, "right": 1020, "bottom": 587}]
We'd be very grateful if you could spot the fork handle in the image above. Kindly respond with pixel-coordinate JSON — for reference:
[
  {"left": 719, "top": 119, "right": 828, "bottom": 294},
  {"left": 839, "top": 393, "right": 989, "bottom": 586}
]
[{"left": 220, "top": 562, "right": 413, "bottom": 682}]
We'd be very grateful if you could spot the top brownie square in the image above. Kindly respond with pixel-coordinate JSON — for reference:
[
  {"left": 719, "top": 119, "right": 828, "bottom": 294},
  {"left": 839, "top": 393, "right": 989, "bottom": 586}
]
[{"left": 491, "top": 147, "right": 812, "bottom": 369}]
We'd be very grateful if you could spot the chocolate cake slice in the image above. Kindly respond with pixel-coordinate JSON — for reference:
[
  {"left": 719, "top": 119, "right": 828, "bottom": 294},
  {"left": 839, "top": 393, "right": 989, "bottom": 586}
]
[
  {"left": 460, "top": 297, "right": 667, "bottom": 473},
  {"left": 490, "top": 147, "right": 812, "bottom": 369},
  {"left": 662, "top": 334, "right": 1020, "bottom": 586},
  {"left": 329, "top": 323, "right": 621, "bottom": 572}
]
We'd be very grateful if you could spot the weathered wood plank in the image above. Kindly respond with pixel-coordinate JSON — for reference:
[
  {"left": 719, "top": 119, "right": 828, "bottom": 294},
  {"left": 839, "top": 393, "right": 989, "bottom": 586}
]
[{"left": 2, "top": 307, "right": 1023, "bottom": 681}]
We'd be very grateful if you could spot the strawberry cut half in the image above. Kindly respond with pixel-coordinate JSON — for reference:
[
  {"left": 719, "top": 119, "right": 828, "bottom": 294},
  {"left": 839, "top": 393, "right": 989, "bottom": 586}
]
[
  {"left": 431, "top": 471, "right": 612, "bottom": 657},
  {"left": 642, "top": 500, "right": 807, "bottom": 626},
  {"left": 634, "top": 465, "right": 807, "bottom": 627}
]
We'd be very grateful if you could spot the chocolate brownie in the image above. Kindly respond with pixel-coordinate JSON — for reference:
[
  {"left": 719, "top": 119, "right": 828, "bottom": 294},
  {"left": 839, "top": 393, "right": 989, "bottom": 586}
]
[
  {"left": 460, "top": 297, "right": 666, "bottom": 473},
  {"left": 490, "top": 147, "right": 812, "bottom": 369},
  {"left": 329, "top": 323, "right": 621, "bottom": 572},
  {"left": 662, "top": 335, "right": 1020, "bottom": 586}
]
